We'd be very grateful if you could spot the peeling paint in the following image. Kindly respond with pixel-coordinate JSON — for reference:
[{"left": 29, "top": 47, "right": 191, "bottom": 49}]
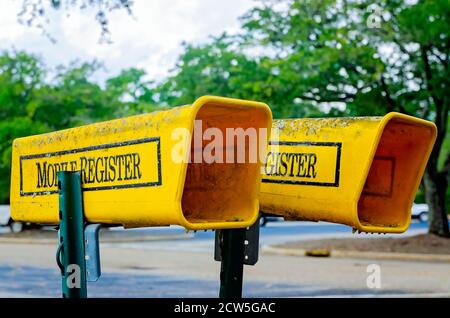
[{"left": 274, "top": 116, "right": 383, "bottom": 137}]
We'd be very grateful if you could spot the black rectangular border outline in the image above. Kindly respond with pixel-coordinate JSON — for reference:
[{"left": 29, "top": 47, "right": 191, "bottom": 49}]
[
  {"left": 261, "top": 141, "right": 342, "bottom": 187},
  {"left": 19, "top": 137, "right": 162, "bottom": 197}
]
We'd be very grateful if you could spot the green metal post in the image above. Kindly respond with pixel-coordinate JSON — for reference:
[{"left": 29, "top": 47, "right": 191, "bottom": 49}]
[
  {"left": 56, "top": 171, "right": 87, "bottom": 298},
  {"left": 219, "top": 228, "right": 246, "bottom": 298}
]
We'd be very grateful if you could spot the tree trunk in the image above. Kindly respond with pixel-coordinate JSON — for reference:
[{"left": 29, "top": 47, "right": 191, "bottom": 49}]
[{"left": 423, "top": 167, "right": 449, "bottom": 237}]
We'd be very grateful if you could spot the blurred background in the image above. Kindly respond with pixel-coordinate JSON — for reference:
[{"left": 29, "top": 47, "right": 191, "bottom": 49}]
[{"left": 0, "top": 0, "right": 448, "bottom": 297}]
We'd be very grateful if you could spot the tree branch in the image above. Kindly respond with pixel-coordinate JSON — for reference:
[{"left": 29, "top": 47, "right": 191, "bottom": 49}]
[
  {"left": 421, "top": 45, "right": 445, "bottom": 131},
  {"left": 380, "top": 75, "right": 404, "bottom": 113},
  {"left": 420, "top": 98, "right": 431, "bottom": 119},
  {"left": 298, "top": 92, "right": 355, "bottom": 103},
  {"left": 430, "top": 49, "right": 449, "bottom": 70},
  {"left": 442, "top": 152, "right": 450, "bottom": 177}
]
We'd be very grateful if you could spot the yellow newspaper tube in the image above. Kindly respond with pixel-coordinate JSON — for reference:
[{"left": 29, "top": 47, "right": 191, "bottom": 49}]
[
  {"left": 260, "top": 113, "right": 436, "bottom": 233},
  {"left": 10, "top": 96, "right": 272, "bottom": 230}
]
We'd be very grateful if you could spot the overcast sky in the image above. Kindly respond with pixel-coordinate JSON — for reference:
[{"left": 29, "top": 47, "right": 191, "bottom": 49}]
[{"left": 0, "top": 0, "right": 255, "bottom": 82}]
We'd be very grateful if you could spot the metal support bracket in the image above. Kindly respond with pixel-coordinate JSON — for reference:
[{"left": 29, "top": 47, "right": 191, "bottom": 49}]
[
  {"left": 214, "top": 215, "right": 260, "bottom": 266},
  {"left": 214, "top": 215, "right": 261, "bottom": 298},
  {"left": 85, "top": 224, "right": 102, "bottom": 282}
]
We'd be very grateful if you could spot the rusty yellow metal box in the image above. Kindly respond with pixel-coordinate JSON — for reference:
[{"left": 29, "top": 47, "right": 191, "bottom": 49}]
[
  {"left": 10, "top": 96, "right": 272, "bottom": 230},
  {"left": 260, "top": 113, "right": 436, "bottom": 233}
]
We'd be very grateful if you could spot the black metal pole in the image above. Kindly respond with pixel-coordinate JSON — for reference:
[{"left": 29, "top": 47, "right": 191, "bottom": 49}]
[
  {"left": 56, "top": 171, "right": 87, "bottom": 298},
  {"left": 219, "top": 228, "right": 246, "bottom": 298}
]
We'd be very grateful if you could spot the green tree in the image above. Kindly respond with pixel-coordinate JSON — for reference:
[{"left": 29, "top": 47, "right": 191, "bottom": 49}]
[
  {"left": 0, "top": 51, "right": 43, "bottom": 119},
  {"left": 106, "top": 68, "right": 159, "bottom": 117},
  {"left": 240, "top": 0, "right": 449, "bottom": 236},
  {"left": 156, "top": 35, "right": 323, "bottom": 118},
  {"left": 30, "top": 61, "right": 116, "bottom": 129}
]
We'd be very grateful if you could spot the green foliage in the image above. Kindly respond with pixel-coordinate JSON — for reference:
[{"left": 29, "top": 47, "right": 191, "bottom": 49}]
[
  {"left": 155, "top": 0, "right": 448, "bottom": 125},
  {"left": 106, "top": 68, "right": 159, "bottom": 117},
  {"left": 155, "top": 35, "right": 323, "bottom": 118}
]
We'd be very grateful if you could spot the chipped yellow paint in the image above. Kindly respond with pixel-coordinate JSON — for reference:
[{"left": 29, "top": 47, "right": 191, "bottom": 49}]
[
  {"left": 10, "top": 96, "right": 272, "bottom": 230},
  {"left": 260, "top": 113, "right": 437, "bottom": 233}
]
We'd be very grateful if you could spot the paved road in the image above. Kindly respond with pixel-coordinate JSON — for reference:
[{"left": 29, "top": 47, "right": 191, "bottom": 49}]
[
  {"left": 0, "top": 264, "right": 429, "bottom": 298},
  {"left": 106, "top": 220, "right": 429, "bottom": 253},
  {"left": 0, "top": 220, "right": 449, "bottom": 298}
]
